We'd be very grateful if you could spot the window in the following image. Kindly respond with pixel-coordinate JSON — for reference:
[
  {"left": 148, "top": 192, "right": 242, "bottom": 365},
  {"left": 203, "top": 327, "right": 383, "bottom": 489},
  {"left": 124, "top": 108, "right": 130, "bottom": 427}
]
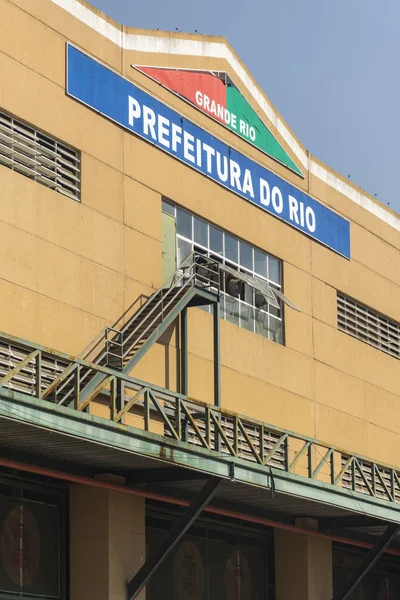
[
  {"left": 146, "top": 508, "right": 275, "bottom": 600},
  {"left": 162, "top": 199, "right": 284, "bottom": 344},
  {"left": 0, "top": 110, "right": 81, "bottom": 201},
  {"left": 337, "top": 292, "right": 400, "bottom": 359},
  {"left": 0, "top": 475, "right": 67, "bottom": 600},
  {"left": 333, "top": 545, "right": 400, "bottom": 599}
]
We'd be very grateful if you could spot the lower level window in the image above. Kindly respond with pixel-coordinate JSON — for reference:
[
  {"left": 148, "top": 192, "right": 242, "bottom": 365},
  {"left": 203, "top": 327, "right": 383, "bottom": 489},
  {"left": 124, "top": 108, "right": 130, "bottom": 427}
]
[
  {"left": 333, "top": 545, "right": 400, "bottom": 598},
  {"left": 0, "top": 475, "right": 66, "bottom": 600},
  {"left": 162, "top": 199, "right": 284, "bottom": 344},
  {"left": 146, "top": 508, "right": 275, "bottom": 600}
]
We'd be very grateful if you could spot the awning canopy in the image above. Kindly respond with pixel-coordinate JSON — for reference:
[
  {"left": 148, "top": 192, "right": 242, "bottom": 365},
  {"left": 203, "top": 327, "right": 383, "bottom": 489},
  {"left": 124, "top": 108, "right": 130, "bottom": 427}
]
[{"left": 220, "top": 263, "right": 300, "bottom": 311}]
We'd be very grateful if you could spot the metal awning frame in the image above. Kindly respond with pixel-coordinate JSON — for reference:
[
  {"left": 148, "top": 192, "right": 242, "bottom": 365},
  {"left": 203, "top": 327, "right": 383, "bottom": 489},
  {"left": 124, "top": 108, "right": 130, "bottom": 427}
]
[
  {"left": 219, "top": 262, "right": 300, "bottom": 311},
  {"left": 1, "top": 379, "right": 400, "bottom": 525}
]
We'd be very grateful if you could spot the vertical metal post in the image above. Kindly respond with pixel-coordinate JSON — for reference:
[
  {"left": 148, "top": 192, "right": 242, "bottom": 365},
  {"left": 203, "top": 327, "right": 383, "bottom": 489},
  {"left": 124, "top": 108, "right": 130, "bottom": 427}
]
[
  {"left": 213, "top": 302, "right": 221, "bottom": 407},
  {"left": 110, "top": 377, "right": 124, "bottom": 422},
  {"left": 144, "top": 389, "right": 150, "bottom": 431},
  {"left": 74, "top": 365, "right": 81, "bottom": 411},
  {"left": 180, "top": 308, "right": 188, "bottom": 396},
  {"left": 110, "top": 377, "right": 117, "bottom": 422},
  {"left": 35, "top": 352, "right": 42, "bottom": 398}
]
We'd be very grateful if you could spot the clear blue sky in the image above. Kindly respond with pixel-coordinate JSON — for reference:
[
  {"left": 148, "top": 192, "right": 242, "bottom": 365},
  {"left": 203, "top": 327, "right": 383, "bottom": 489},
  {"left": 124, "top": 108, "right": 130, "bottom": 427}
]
[{"left": 91, "top": 0, "right": 400, "bottom": 214}]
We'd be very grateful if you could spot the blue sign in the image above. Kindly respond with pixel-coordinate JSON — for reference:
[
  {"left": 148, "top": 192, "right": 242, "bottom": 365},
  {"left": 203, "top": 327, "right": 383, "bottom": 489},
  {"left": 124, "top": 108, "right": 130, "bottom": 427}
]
[{"left": 66, "top": 44, "right": 351, "bottom": 258}]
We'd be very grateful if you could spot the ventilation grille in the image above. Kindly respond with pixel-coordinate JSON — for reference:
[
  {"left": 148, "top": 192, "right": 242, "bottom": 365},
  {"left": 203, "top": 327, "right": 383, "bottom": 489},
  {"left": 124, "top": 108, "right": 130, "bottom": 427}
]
[
  {"left": 0, "top": 110, "right": 80, "bottom": 201},
  {"left": 341, "top": 455, "right": 400, "bottom": 503},
  {"left": 0, "top": 339, "right": 67, "bottom": 397},
  {"left": 338, "top": 293, "right": 400, "bottom": 359}
]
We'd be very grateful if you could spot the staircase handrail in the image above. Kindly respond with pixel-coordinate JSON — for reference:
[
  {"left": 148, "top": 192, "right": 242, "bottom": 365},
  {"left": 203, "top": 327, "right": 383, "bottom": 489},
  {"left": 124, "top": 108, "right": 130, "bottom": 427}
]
[
  {"left": 43, "top": 252, "right": 222, "bottom": 400},
  {"left": 106, "top": 252, "right": 221, "bottom": 362},
  {"left": 104, "top": 284, "right": 188, "bottom": 362},
  {"left": 104, "top": 251, "right": 195, "bottom": 359},
  {"left": 79, "top": 294, "right": 150, "bottom": 363}
]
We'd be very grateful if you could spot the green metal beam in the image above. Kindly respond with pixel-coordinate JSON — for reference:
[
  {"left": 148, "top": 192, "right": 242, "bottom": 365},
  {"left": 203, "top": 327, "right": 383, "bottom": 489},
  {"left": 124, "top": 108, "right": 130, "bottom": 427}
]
[
  {"left": 180, "top": 308, "right": 188, "bottom": 396},
  {"left": 332, "top": 524, "right": 400, "bottom": 600},
  {"left": 79, "top": 286, "right": 218, "bottom": 402},
  {"left": 213, "top": 302, "right": 221, "bottom": 408},
  {"left": 121, "top": 287, "right": 194, "bottom": 375},
  {"left": 121, "top": 286, "right": 218, "bottom": 376},
  {"left": 127, "top": 478, "right": 222, "bottom": 599}
]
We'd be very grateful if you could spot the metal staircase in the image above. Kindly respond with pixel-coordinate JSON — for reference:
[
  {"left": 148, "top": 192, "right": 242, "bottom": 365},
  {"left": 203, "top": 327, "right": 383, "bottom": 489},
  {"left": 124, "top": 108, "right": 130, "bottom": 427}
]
[
  {"left": 41, "top": 249, "right": 291, "bottom": 407},
  {"left": 105, "top": 286, "right": 195, "bottom": 371},
  {"left": 42, "top": 252, "right": 220, "bottom": 406}
]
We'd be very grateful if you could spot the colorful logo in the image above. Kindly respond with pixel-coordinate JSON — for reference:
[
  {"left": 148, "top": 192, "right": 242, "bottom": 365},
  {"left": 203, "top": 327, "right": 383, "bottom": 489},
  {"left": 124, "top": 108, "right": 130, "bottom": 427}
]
[{"left": 134, "top": 66, "right": 303, "bottom": 177}]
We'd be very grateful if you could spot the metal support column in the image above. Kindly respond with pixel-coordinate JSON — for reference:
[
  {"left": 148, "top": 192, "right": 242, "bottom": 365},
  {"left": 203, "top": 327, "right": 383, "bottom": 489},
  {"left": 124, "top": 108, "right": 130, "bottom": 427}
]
[
  {"left": 213, "top": 302, "right": 221, "bottom": 408},
  {"left": 180, "top": 308, "right": 188, "bottom": 396},
  {"left": 127, "top": 477, "right": 222, "bottom": 600},
  {"left": 332, "top": 524, "right": 400, "bottom": 600}
]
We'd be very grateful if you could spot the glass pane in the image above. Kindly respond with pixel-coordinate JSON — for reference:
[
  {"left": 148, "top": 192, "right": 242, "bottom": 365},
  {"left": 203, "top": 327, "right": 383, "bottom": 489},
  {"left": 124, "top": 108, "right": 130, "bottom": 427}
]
[
  {"left": 194, "top": 216, "right": 208, "bottom": 247},
  {"left": 162, "top": 199, "right": 175, "bottom": 216},
  {"left": 176, "top": 208, "right": 192, "bottom": 239},
  {"left": 240, "top": 303, "right": 254, "bottom": 332},
  {"left": 269, "top": 316, "right": 283, "bottom": 344},
  {"left": 238, "top": 545, "right": 265, "bottom": 600},
  {"left": 177, "top": 237, "right": 192, "bottom": 266},
  {"left": 268, "top": 255, "right": 281, "bottom": 284},
  {"left": 254, "top": 308, "right": 269, "bottom": 338},
  {"left": 220, "top": 295, "right": 226, "bottom": 320},
  {"left": 270, "top": 284, "right": 281, "bottom": 317},
  {"left": 147, "top": 528, "right": 174, "bottom": 600},
  {"left": 197, "top": 304, "right": 211, "bottom": 314},
  {"left": 210, "top": 225, "right": 223, "bottom": 255},
  {"left": 243, "top": 283, "right": 253, "bottom": 305},
  {"left": 269, "top": 301, "right": 280, "bottom": 318},
  {"left": 254, "top": 249, "right": 268, "bottom": 279},
  {"left": 225, "top": 295, "right": 240, "bottom": 326},
  {"left": 174, "top": 537, "right": 207, "bottom": 600},
  {"left": 254, "top": 291, "right": 268, "bottom": 310},
  {"left": 225, "top": 234, "right": 238, "bottom": 264},
  {"left": 239, "top": 241, "right": 253, "bottom": 271}
]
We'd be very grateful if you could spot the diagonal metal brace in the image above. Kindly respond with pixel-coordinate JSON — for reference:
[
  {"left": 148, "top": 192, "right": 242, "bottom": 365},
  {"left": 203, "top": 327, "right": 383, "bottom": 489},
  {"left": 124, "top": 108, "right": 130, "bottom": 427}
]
[
  {"left": 127, "top": 477, "right": 222, "bottom": 600},
  {"left": 0, "top": 350, "right": 39, "bottom": 386},
  {"left": 332, "top": 523, "right": 400, "bottom": 600}
]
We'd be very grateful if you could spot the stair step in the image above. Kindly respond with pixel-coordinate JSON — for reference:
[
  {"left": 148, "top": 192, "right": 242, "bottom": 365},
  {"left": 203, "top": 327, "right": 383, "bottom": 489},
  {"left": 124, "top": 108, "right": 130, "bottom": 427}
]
[{"left": 123, "top": 318, "right": 163, "bottom": 333}]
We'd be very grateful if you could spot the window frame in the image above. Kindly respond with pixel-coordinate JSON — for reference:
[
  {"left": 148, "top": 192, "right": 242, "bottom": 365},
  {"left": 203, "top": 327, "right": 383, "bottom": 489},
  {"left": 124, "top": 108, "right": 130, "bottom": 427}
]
[
  {"left": 162, "top": 198, "right": 285, "bottom": 345},
  {"left": 0, "top": 473, "right": 68, "bottom": 600}
]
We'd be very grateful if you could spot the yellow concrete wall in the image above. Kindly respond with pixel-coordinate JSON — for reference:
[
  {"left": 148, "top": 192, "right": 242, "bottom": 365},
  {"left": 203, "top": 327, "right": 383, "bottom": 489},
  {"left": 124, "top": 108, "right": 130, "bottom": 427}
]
[
  {"left": 2, "top": 0, "right": 400, "bottom": 471},
  {"left": 275, "top": 529, "right": 333, "bottom": 600},
  {"left": 69, "top": 484, "right": 145, "bottom": 600}
]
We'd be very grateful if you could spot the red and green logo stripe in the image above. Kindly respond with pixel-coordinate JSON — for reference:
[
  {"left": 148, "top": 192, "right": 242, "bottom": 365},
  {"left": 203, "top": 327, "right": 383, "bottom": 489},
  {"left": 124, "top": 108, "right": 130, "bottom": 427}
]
[{"left": 135, "top": 67, "right": 302, "bottom": 177}]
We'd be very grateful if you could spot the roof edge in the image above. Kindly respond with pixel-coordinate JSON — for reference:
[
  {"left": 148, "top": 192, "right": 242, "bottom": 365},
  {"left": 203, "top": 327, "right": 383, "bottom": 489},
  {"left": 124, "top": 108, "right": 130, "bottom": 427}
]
[{"left": 50, "top": 0, "right": 400, "bottom": 235}]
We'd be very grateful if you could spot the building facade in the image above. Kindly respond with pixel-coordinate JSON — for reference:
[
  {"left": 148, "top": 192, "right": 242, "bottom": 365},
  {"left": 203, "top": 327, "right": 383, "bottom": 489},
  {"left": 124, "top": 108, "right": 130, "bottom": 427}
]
[{"left": 0, "top": 0, "right": 400, "bottom": 598}]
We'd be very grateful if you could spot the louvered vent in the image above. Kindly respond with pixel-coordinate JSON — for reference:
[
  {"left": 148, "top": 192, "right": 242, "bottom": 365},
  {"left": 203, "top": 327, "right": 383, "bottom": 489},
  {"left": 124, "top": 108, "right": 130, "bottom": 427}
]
[
  {"left": 338, "top": 292, "right": 400, "bottom": 360},
  {"left": 0, "top": 110, "right": 80, "bottom": 201}
]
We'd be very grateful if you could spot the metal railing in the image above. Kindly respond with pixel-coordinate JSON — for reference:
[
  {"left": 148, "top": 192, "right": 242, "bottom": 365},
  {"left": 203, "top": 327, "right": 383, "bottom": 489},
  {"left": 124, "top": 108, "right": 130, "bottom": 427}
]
[
  {"left": 76, "top": 252, "right": 220, "bottom": 372},
  {"left": 37, "top": 253, "right": 221, "bottom": 404},
  {"left": 79, "top": 294, "right": 150, "bottom": 364},
  {"left": 0, "top": 331, "right": 399, "bottom": 506},
  {"left": 104, "top": 252, "right": 220, "bottom": 367}
]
